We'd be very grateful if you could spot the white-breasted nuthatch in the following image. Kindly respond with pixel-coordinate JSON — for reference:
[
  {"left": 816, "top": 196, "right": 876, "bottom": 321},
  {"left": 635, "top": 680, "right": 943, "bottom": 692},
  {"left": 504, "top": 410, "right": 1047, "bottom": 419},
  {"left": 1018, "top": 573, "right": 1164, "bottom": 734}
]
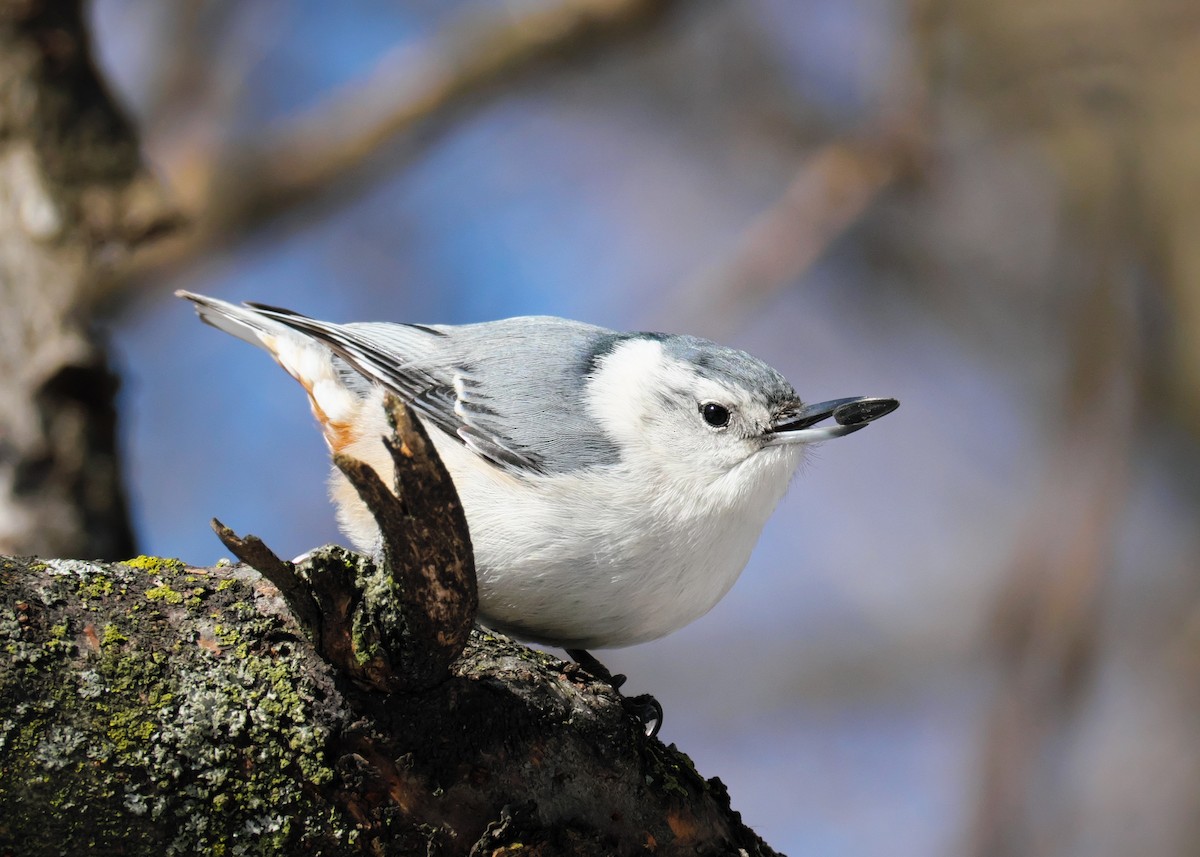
[{"left": 179, "top": 291, "right": 897, "bottom": 656}]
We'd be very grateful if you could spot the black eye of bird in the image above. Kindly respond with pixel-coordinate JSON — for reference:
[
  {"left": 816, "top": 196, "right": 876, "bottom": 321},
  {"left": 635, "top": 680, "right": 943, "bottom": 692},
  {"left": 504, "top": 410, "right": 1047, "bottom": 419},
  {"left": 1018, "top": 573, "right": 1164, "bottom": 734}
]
[{"left": 701, "top": 402, "right": 731, "bottom": 428}]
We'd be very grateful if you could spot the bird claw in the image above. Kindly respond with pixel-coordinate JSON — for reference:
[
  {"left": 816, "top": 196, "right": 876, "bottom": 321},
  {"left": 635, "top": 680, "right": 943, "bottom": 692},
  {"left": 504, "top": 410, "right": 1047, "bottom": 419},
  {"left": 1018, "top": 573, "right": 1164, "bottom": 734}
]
[
  {"left": 624, "top": 693, "right": 663, "bottom": 738},
  {"left": 566, "top": 648, "right": 662, "bottom": 737}
]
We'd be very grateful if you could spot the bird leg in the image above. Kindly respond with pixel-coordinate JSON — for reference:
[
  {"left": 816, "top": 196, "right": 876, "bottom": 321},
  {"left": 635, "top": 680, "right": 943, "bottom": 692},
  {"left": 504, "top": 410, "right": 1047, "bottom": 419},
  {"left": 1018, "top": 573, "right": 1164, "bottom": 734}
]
[
  {"left": 566, "top": 648, "right": 663, "bottom": 738},
  {"left": 566, "top": 648, "right": 626, "bottom": 687}
]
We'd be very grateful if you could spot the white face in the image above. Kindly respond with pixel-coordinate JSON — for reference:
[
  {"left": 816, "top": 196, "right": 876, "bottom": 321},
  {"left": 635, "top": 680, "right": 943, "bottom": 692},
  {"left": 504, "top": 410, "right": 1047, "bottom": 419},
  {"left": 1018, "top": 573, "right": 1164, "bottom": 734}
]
[{"left": 586, "top": 338, "right": 805, "bottom": 494}]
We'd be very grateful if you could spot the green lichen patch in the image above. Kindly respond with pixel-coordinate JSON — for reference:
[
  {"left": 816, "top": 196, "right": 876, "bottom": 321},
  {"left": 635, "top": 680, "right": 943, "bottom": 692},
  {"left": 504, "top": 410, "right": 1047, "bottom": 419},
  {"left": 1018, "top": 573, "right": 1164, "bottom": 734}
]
[
  {"left": 77, "top": 574, "right": 114, "bottom": 599},
  {"left": 0, "top": 556, "right": 359, "bottom": 856},
  {"left": 122, "top": 555, "right": 187, "bottom": 575},
  {"left": 143, "top": 582, "right": 184, "bottom": 604},
  {"left": 102, "top": 623, "right": 129, "bottom": 648},
  {"left": 643, "top": 741, "right": 700, "bottom": 800}
]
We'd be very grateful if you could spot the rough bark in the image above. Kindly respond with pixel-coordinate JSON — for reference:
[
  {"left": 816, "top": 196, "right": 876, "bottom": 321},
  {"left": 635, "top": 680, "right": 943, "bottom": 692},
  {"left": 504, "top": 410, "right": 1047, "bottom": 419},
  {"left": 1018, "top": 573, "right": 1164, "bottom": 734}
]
[
  {"left": 0, "top": 0, "right": 176, "bottom": 558},
  {"left": 0, "top": 396, "right": 779, "bottom": 856},
  {"left": 0, "top": 554, "right": 776, "bottom": 856}
]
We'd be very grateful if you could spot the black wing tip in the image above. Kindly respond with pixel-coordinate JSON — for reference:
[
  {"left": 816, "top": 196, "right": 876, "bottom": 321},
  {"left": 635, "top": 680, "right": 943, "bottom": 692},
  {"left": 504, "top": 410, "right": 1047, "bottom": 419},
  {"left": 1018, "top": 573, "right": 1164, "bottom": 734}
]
[
  {"left": 405, "top": 323, "right": 449, "bottom": 337},
  {"left": 244, "top": 300, "right": 309, "bottom": 319}
]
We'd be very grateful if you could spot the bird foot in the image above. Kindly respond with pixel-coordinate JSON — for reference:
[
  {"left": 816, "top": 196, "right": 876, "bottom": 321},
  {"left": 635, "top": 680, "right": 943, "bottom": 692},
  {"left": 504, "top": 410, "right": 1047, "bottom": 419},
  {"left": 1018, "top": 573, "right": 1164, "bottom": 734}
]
[
  {"left": 623, "top": 694, "right": 663, "bottom": 738},
  {"left": 566, "top": 648, "right": 663, "bottom": 738}
]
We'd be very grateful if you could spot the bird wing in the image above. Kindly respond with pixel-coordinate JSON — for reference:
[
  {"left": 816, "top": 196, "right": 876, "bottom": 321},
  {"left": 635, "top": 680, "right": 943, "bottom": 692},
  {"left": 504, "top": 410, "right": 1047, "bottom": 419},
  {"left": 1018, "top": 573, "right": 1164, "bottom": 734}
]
[{"left": 245, "top": 304, "right": 619, "bottom": 476}]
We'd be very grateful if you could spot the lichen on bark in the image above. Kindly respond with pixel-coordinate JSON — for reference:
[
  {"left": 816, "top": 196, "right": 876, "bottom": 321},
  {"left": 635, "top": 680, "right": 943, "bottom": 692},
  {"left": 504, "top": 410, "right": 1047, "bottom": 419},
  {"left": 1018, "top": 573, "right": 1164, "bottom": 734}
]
[
  {"left": 0, "top": 554, "right": 356, "bottom": 855},
  {"left": 0, "top": 551, "right": 781, "bottom": 856}
]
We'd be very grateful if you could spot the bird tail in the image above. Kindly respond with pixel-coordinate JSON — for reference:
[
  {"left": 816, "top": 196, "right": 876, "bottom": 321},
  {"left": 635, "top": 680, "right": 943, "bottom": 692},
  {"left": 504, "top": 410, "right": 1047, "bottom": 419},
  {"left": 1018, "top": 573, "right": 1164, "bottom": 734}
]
[{"left": 175, "top": 290, "right": 294, "bottom": 351}]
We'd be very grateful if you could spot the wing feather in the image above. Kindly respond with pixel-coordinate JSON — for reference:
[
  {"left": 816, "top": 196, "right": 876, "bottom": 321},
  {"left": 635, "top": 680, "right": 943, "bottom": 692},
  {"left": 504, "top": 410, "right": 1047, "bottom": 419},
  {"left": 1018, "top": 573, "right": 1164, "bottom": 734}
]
[{"left": 246, "top": 303, "right": 555, "bottom": 474}]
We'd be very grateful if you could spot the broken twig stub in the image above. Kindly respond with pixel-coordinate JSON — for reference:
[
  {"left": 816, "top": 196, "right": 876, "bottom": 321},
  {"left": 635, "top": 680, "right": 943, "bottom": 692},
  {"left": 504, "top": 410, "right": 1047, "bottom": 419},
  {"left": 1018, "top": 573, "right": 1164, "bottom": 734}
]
[
  {"left": 213, "top": 394, "right": 477, "bottom": 692},
  {"left": 331, "top": 393, "right": 477, "bottom": 690}
]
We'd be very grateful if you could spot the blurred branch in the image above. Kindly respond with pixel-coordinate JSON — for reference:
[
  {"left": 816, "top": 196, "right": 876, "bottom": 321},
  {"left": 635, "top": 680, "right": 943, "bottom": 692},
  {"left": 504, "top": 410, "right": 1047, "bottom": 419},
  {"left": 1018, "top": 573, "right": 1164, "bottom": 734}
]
[
  {"left": 967, "top": 227, "right": 1143, "bottom": 857},
  {"left": 135, "top": 0, "right": 250, "bottom": 128},
  {"left": 120, "top": 0, "right": 683, "bottom": 288},
  {"left": 660, "top": 121, "right": 924, "bottom": 337},
  {"left": 968, "top": 412, "right": 1130, "bottom": 857}
]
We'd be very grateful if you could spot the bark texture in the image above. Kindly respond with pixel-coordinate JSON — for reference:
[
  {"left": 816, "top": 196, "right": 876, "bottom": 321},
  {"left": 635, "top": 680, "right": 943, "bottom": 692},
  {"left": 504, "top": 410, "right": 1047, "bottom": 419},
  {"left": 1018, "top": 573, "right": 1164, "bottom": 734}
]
[
  {"left": 0, "top": 552, "right": 777, "bottom": 856},
  {"left": 0, "top": 0, "right": 174, "bottom": 558}
]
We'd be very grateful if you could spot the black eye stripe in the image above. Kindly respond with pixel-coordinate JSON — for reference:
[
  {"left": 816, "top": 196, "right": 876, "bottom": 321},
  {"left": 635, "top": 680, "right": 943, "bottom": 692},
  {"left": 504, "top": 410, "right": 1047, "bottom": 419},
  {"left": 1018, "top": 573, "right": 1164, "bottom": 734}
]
[{"left": 701, "top": 402, "right": 731, "bottom": 428}]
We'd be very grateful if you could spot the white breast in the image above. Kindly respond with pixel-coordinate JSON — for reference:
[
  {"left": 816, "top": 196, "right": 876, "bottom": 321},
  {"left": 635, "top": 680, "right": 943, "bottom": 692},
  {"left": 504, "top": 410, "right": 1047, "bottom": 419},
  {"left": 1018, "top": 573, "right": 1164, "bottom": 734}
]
[{"left": 428, "top": 426, "right": 802, "bottom": 649}]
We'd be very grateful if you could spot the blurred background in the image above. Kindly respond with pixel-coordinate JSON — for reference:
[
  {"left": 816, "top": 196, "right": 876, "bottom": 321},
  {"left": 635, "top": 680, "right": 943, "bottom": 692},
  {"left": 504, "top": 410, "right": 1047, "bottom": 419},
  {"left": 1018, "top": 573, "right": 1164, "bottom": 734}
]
[{"left": 71, "top": 0, "right": 1200, "bottom": 853}]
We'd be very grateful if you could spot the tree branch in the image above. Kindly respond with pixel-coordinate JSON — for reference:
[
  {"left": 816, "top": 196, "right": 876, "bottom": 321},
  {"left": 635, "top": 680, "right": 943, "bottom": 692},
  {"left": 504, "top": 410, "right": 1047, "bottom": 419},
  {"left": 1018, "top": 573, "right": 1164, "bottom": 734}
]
[
  {"left": 660, "top": 126, "right": 922, "bottom": 337},
  {"left": 125, "top": 0, "right": 683, "bottom": 283},
  {"left": 0, "top": 389, "right": 779, "bottom": 856}
]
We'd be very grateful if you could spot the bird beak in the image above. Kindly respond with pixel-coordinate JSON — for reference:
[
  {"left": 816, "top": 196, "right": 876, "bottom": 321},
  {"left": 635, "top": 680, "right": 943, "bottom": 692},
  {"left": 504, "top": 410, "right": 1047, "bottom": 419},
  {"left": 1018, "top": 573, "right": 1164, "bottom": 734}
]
[{"left": 765, "top": 396, "right": 899, "bottom": 445}]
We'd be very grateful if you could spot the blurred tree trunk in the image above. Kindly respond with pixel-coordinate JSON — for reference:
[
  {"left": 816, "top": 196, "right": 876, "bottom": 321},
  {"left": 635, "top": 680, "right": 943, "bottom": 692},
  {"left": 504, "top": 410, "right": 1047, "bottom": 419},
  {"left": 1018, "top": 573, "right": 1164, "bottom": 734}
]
[
  {"left": 0, "top": 0, "right": 172, "bottom": 558},
  {"left": 911, "top": 1, "right": 1198, "bottom": 855}
]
